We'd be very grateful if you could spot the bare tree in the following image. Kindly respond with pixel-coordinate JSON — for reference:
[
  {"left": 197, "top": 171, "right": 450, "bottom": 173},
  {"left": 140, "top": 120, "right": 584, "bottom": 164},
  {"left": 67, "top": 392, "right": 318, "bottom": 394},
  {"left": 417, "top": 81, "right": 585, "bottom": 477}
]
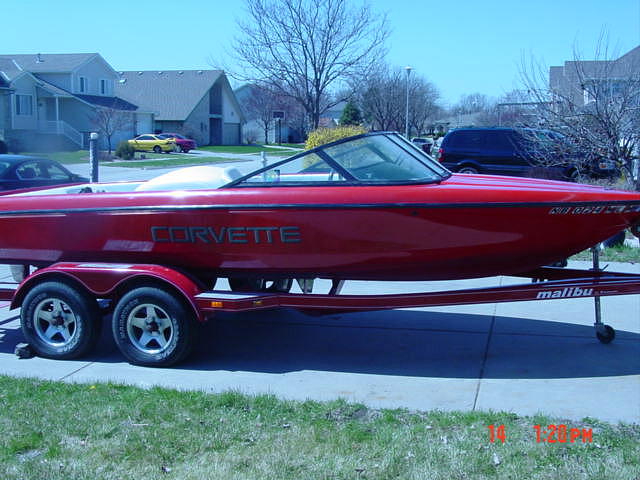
[
  {"left": 90, "top": 106, "right": 133, "bottom": 155},
  {"left": 229, "top": 0, "right": 389, "bottom": 130},
  {"left": 358, "top": 66, "right": 404, "bottom": 131},
  {"left": 408, "top": 79, "right": 442, "bottom": 136},
  {"left": 240, "top": 84, "right": 305, "bottom": 143},
  {"left": 357, "top": 65, "right": 441, "bottom": 136},
  {"left": 241, "top": 86, "right": 280, "bottom": 144},
  {"left": 478, "top": 90, "right": 539, "bottom": 127},
  {"left": 521, "top": 40, "right": 640, "bottom": 188},
  {"left": 450, "top": 93, "right": 492, "bottom": 115}
]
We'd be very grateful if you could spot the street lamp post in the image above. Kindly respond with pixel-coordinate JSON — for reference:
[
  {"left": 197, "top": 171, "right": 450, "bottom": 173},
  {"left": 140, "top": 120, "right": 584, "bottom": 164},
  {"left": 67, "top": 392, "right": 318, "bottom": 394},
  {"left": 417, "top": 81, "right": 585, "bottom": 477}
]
[{"left": 405, "top": 66, "right": 412, "bottom": 139}]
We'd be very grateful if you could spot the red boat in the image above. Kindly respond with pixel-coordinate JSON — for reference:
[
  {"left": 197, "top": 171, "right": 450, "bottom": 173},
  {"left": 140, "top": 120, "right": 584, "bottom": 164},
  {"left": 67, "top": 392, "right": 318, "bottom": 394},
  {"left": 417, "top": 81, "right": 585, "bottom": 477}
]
[
  {"left": 1, "top": 132, "right": 639, "bottom": 282},
  {"left": 1, "top": 132, "right": 639, "bottom": 366}
]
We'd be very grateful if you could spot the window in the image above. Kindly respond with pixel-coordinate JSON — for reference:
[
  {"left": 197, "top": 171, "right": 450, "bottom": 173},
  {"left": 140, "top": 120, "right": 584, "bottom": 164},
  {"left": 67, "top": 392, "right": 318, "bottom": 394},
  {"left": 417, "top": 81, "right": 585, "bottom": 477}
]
[
  {"left": 326, "top": 135, "right": 440, "bottom": 182},
  {"left": 15, "top": 95, "right": 33, "bottom": 115},
  {"left": 239, "top": 153, "right": 346, "bottom": 184},
  {"left": 100, "top": 79, "right": 108, "bottom": 95},
  {"left": 17, "top": 161, "right": 71, "bottom": 180},
  {"left": 79, "top": 76, "right": 87, "bottom": 93},
  {"left": 450, "top": 131, "right": 485, "bottom": 149},
  {"left": 232, "top": 133, "right": 447, "bottom": 187},
  {"left": 486, "top": 131, "right": 515, "bottom": 152}
]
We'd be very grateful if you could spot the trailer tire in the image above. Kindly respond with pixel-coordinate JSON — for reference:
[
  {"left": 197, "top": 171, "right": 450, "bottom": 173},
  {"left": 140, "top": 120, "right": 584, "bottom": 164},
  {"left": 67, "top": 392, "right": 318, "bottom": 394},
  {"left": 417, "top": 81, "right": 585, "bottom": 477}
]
[
  {"left": 112, "top": 287, "right": 195, "bottom": 367},
  {"left": 21, "top": 281, "right": 101, "bottom": 359}
]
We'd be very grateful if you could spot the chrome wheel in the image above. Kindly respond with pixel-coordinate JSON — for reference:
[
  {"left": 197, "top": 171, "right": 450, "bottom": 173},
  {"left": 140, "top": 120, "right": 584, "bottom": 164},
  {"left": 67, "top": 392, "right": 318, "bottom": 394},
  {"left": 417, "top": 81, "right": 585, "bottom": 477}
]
[
  {"left": 126, "top": 303, "right": 174, "bottom": 354},
  {"left": 112, "top": 287, "right": 196, "bottom": 366},
  {"left": 21, "top": 281, "right": 101, "bottom": 359},
  {"left": 33, "top": 298, "right": 78, "bottom": 347}
]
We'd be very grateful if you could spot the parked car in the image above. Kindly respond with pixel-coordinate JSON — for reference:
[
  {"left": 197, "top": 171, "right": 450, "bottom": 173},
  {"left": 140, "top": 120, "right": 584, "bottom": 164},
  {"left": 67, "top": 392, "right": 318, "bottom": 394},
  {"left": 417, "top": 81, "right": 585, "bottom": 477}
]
[
  {"left": 437, "top": 127, "right": 617, "bottom": 180},
  {"left": 0, "top": 155, "right": 88, "bottom": 191},
  {"left": 411, "top": 137, "right": 435, "bottom": 155},
  {"left": 157, "top": 133, "right": 197, "bottom": 153},
  {"left": 127, "top": 134, "right": 176, "bottom": 154}
]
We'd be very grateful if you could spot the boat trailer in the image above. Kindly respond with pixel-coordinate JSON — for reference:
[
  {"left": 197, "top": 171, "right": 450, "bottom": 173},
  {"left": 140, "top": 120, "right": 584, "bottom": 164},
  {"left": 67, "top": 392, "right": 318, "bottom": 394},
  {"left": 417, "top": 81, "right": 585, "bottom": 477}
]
[
  {"left": 192, "top": 252, "right": 633, "bottom": 344},
  {"left": 0, "top": 248, "right": 637, "bottom": 365}
]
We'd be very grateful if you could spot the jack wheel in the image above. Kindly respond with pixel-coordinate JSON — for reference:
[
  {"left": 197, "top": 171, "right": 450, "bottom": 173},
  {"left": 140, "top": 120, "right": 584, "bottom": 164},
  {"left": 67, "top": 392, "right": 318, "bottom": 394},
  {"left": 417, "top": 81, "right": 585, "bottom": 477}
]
[{"left": 596, "top": 325, "right": 615, "bottom": 344}]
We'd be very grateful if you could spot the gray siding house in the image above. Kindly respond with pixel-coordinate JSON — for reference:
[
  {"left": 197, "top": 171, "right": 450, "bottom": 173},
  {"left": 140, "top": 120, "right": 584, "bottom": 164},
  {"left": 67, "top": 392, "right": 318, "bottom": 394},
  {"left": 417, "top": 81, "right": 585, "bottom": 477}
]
[
  {"left": 0, "top": 53, "right": 150, "bottom": 151},
  {"left": 549, "top": 46, "right": 640, "bottom": 107},
  {"left": 235, "top": 84, "right": 304, "bottom": 144},
  {"left": 115, "top": 70, "right": 245, "bottom": 146}
]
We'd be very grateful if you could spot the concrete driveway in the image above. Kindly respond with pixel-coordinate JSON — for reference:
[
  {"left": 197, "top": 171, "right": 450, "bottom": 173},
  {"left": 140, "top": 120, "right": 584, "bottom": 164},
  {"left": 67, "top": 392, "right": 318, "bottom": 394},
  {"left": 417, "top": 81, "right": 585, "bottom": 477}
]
[
  {"left": 0, "top": 263, "right": 638, "bottom": 424},
  {"left": 0, "top": 160, "right": 638, "bottom": 424}
]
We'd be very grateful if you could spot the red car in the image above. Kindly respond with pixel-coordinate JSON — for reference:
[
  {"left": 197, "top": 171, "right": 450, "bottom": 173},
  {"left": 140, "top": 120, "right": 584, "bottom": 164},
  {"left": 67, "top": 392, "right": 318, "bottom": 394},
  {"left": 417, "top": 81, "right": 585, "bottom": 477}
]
[{"left": 157, "top": 133, "right": 197, "bottom": 153}]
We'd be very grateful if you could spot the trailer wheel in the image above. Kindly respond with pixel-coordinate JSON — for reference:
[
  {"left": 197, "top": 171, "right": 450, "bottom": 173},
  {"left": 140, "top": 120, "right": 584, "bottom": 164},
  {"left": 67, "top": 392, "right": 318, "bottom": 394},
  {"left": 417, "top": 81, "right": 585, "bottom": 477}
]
[
  {"left": 21, "top": 281, "right": 101, "bottom": 359},
  {"left": 112, "top": 287, "right": 195, "bottom": 367}
]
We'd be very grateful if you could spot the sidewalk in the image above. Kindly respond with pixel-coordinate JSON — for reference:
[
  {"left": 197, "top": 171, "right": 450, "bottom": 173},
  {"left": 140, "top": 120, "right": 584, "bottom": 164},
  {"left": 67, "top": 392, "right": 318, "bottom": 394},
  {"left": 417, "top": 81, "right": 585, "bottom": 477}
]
[{"left": 0, "top": 262, "right": 638, "bottom": 424}]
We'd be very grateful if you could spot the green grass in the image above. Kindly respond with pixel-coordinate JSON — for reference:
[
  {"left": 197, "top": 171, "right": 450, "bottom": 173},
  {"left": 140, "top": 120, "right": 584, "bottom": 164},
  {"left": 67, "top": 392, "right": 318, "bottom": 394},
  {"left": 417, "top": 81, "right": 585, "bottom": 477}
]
[
  {"left": 570, "top": 244, "right": 640, "bottom": 263},
  {"left": 0, "top": 376, "right": 638, "bottom": 479},
  {"left": 278, "top": 142, "right": 305, "bottom": 149},
  {"left": 24, "top": 150, "right": 90, "bottom": 164},
  {"left": 26, "top": 147, "right": 295, "bottom": 165},
  {"left": 198, "top": 145, "right": 296, "bottom": 156},
  {"left": 108, "top": 157, "right": 249, "bottom": 168}
]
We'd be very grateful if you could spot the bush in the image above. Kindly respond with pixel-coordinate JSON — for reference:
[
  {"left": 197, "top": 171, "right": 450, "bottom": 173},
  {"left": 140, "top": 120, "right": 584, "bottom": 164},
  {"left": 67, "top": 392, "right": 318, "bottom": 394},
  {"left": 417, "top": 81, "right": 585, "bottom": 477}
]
[
  {"left": 115, "top": 141, "right": 135, "bottom": 160},
  {"left": 304, "top": 125, "right": 367, "bottom": 150},
  {"left": 0, "top": 140, "right": 7, "bottom": 154}
]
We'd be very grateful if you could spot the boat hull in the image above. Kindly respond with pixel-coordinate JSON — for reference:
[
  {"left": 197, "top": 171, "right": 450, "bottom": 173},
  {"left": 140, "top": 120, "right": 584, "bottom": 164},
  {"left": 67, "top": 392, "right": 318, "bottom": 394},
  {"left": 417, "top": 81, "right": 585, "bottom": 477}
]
[{"left": 0, "top": 174, "right": 639, "bottom": 281}]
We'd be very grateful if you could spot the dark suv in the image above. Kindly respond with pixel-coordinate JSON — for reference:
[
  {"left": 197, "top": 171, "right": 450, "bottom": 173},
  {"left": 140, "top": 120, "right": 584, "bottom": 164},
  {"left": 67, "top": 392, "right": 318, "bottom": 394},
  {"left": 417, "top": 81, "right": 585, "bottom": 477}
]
[{"left": 437, "top": 127, "right": 615, "bottom": 180}]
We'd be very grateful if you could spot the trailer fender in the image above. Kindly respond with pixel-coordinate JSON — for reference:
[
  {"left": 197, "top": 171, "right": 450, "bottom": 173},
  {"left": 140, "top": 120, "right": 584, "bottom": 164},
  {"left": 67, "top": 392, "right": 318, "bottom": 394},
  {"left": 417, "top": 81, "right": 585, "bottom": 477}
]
[{"left": 11, "top": 263, "right": 204, "bottom": 321}]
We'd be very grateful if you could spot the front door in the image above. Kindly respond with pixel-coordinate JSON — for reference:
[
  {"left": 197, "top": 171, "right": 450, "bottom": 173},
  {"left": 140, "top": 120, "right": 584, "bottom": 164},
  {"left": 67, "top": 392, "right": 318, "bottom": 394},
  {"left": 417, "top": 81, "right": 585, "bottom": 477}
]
[
  {"left": 209, "top": 118, "right": 221, "bottom": 145},
  {"left": 45, "top": 98, "right": 57, "bottom": 121}
]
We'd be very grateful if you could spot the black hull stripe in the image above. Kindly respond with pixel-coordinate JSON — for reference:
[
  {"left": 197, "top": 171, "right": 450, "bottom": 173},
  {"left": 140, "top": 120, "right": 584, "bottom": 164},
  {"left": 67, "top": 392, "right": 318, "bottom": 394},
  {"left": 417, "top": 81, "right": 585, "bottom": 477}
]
[{"left": 0, "top": 199, "right": 639, "bottom": 216}]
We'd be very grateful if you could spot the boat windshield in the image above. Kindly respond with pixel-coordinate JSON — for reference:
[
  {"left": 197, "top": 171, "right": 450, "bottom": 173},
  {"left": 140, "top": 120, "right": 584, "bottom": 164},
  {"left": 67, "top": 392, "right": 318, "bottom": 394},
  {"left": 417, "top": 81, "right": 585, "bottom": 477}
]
[{"left": 225, "top": 132, "right": 450, "bottom": 187}]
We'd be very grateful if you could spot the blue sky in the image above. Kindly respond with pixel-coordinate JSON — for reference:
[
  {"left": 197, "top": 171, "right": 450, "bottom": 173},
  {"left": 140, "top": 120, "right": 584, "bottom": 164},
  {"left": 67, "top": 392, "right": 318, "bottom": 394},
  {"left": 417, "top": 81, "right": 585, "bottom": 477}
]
[{"left": 3, "top": 0, "right": 638, "bottom": 106}]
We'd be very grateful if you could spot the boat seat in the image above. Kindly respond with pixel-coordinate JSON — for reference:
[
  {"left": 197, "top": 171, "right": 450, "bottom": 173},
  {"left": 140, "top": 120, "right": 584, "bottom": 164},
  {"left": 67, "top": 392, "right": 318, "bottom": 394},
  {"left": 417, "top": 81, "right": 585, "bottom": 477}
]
[{"left": 134, "top": 165, "right": 242, "bottom": 192}]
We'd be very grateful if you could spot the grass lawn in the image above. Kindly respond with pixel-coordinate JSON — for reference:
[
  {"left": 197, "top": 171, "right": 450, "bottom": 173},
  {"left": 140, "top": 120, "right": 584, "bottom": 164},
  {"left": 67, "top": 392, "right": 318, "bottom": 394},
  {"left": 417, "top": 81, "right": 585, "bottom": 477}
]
[
  {"left": 26, "top": 147, "right": 294, "bottom": 165},
  {"left": 198, "top": 145, "right": 297, "bottom": 156},
  {"left": 278, "top": 142, "right": 305, "bottom": 149},
  {"left": 570, "top": 244, "right": 640, "bottom": 263},
  {"left": 108, "top": 157, "right": 250, "bottom": 168},
  {"left": 0, "top": 375, "right": 638, "bottom": 479},
  {"left": 24, "top": 150, "right": 91, "bottom": 164}
]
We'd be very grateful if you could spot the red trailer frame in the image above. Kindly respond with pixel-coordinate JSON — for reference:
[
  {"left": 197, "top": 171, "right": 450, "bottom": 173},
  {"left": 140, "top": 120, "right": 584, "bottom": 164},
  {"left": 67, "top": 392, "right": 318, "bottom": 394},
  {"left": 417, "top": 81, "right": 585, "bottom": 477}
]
[{"left": 2, "top": 249, "right": 637, "bottom": 366}]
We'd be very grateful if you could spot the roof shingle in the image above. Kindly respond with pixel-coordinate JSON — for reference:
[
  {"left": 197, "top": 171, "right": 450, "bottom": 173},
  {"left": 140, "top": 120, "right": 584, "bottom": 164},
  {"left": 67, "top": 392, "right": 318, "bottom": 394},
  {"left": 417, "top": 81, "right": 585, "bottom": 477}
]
[
  {"left": 0, "top": 53, "right": 97, "bottom": 74},
  {"left": 115, "top": 70, "right": 222, "bottom": 120}
]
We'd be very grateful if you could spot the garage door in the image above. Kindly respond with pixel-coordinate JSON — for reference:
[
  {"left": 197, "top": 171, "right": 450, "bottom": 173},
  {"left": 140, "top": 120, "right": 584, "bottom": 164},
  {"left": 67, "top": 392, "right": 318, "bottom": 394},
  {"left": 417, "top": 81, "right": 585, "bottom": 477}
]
[
  {"left": 136, "top": 113, "right": 153, "bottom": 135},
  {"left": 223, "top": 123, "right": 241, "bottom": 145}
]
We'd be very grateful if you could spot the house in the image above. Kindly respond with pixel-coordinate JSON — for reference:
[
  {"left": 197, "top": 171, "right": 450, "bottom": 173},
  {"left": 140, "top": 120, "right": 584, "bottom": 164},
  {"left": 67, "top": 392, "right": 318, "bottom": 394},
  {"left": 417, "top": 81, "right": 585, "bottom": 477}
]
[
  {"left": 234, "top": 84, "right": 304, "bottom": 144},
  {"left": 0, "top": 53, "right": 150, "bottom": 151},
  {"left": 549, "top": 46, "right": 640, "bottom": 107},
  {"left": 115, "top": 70, "right": 245, "bottom": 146}
]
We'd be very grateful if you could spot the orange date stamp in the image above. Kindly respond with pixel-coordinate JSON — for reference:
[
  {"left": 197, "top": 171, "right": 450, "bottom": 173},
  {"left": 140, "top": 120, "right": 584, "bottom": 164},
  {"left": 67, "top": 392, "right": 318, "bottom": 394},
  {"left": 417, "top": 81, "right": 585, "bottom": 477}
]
[{"left": 487, "top": 424, "right": 593, "bottom": 443}]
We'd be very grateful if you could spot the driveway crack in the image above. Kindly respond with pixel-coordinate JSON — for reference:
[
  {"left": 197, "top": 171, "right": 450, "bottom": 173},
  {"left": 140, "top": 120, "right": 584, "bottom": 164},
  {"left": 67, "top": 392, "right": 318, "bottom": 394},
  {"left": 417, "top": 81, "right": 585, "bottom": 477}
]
[{"left": 472, "top": 277, "right": 500, "bottom": 410}]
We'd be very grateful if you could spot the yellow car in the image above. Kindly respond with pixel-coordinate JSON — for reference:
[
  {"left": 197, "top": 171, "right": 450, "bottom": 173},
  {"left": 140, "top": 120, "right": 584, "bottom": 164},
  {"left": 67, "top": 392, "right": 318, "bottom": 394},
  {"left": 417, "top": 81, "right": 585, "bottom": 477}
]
[{"left": 128, "top": 134, "right": 176, "bottom": 153}]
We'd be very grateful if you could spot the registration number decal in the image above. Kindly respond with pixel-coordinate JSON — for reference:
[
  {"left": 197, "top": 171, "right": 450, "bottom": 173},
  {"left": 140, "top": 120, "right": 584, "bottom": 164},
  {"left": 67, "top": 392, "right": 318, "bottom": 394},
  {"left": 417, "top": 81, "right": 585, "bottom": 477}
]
[{"left": 549, "top": 204, "right": 640, "bottom": 215}]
